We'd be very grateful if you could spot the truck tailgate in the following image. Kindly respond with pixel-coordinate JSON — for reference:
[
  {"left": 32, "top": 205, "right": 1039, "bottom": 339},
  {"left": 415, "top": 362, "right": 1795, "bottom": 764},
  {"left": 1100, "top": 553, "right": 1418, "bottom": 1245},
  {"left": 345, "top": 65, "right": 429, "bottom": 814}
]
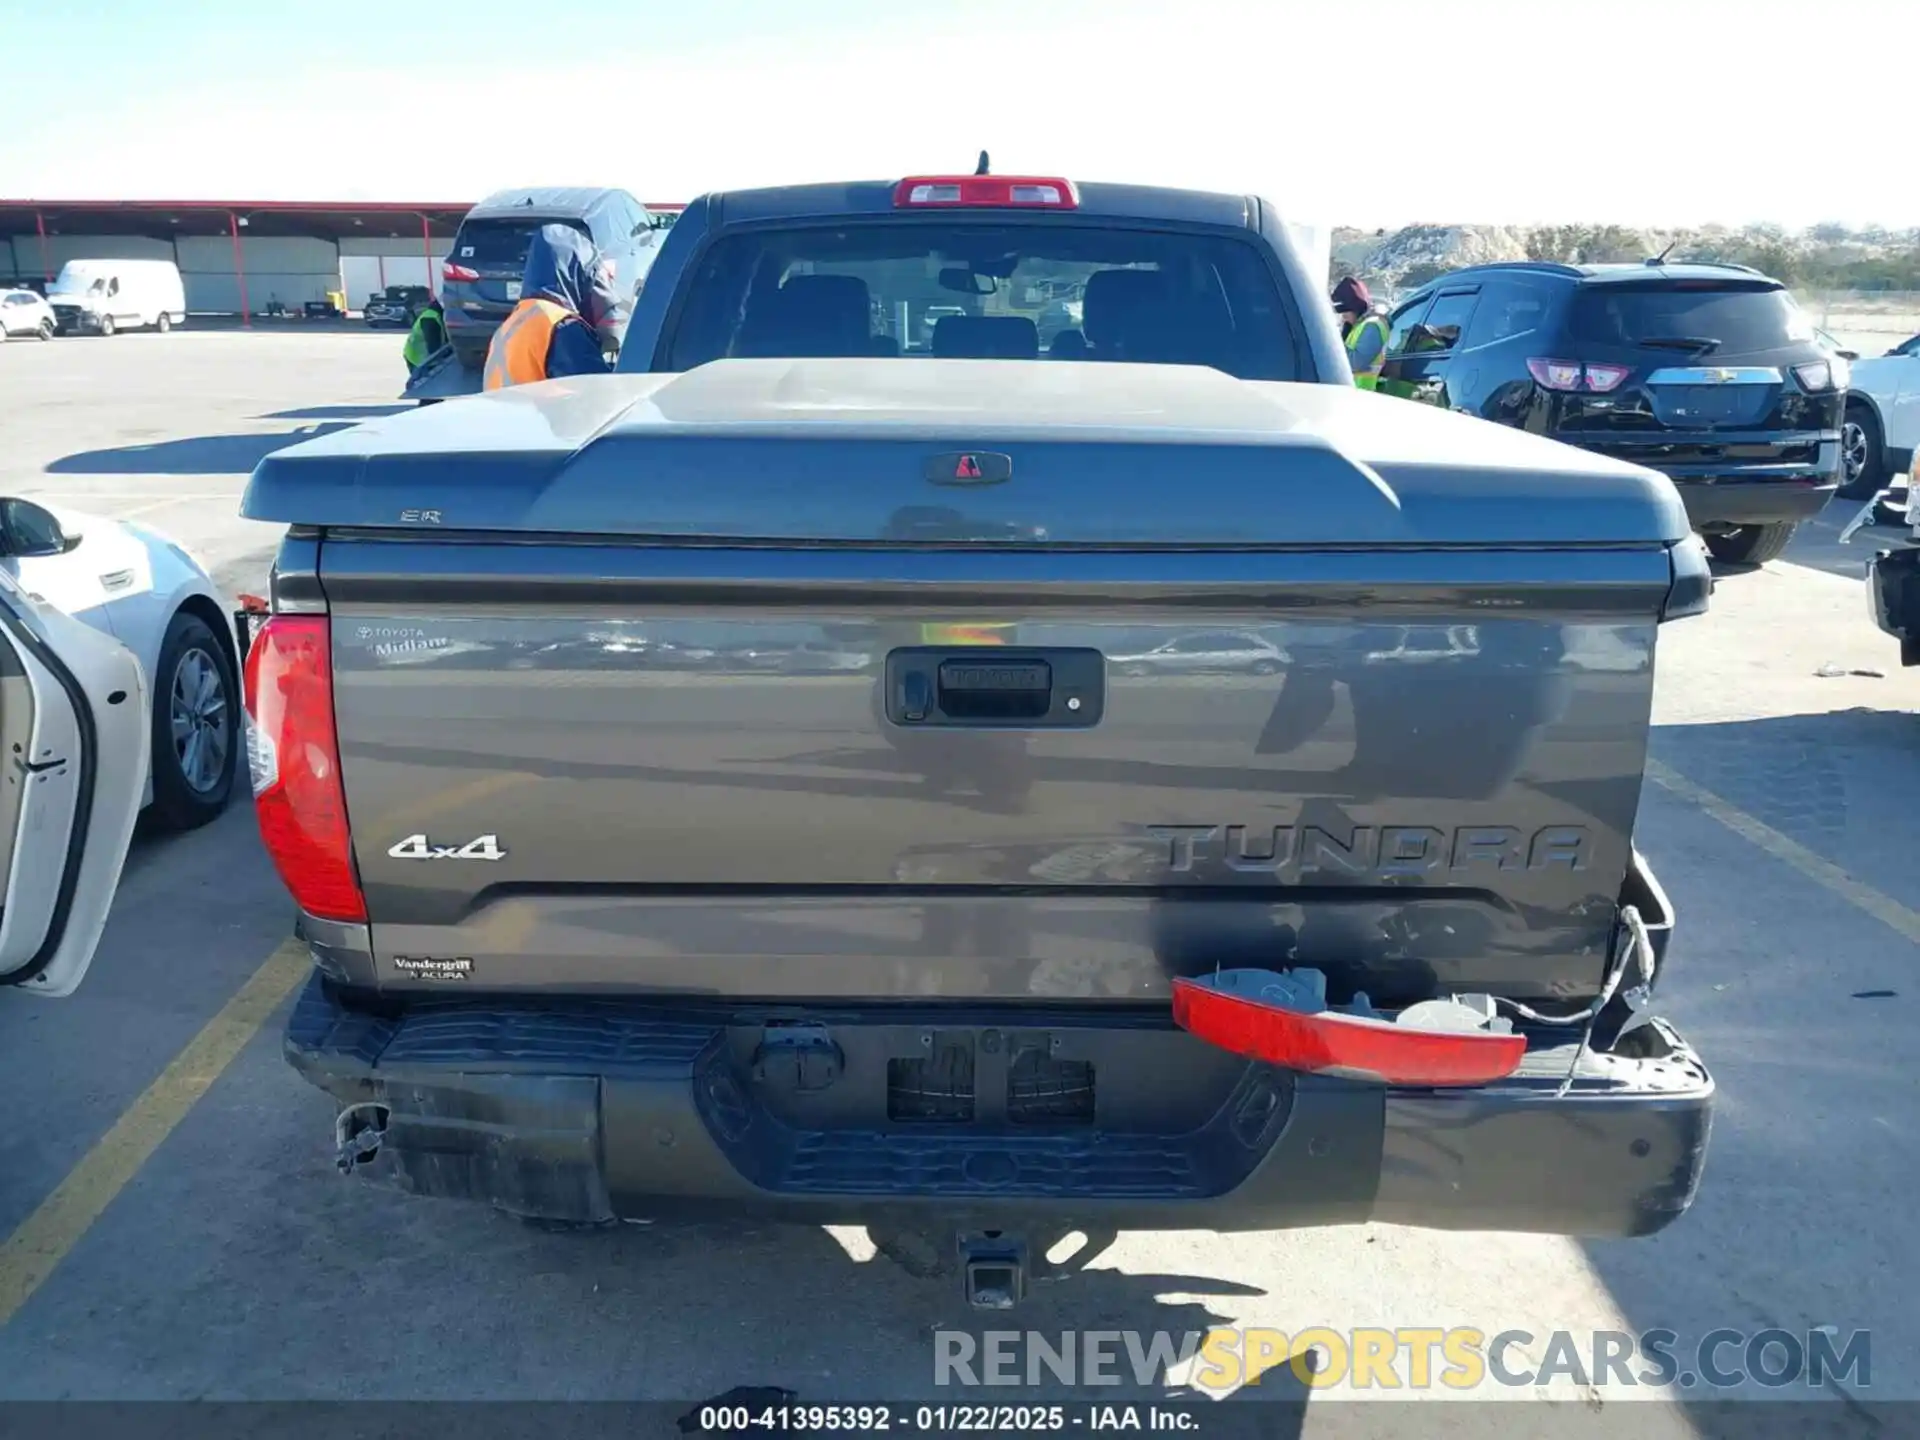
[
  {"left": 242, "top": 359, "right": 1691, "bottom": 1006},
  {"left": 321, "top": 539, "right": 1663, "bottom": 1005}
]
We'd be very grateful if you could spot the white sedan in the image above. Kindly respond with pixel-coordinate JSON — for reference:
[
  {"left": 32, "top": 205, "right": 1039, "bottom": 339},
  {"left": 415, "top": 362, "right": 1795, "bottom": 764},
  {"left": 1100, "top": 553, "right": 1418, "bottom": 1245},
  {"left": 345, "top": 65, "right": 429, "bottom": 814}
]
[
  {"left": 1, "top": 496, "right": 243, "bottom": 830},
  {"left": 0, "top": 288, "right": 57, "bottom": 342},
  {"left": 0, "top": 566, "right": 147, "bottom": 996},
  {"left": 1830, "top": 329, "right": 1920, "bottom": 502}
]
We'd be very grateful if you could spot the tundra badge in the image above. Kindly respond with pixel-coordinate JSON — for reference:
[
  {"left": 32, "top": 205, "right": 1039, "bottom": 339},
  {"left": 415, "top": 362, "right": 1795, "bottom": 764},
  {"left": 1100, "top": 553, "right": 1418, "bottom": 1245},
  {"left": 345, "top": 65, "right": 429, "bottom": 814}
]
[{"left": 387, "top": 833, "right": 507, "bottom": 861}]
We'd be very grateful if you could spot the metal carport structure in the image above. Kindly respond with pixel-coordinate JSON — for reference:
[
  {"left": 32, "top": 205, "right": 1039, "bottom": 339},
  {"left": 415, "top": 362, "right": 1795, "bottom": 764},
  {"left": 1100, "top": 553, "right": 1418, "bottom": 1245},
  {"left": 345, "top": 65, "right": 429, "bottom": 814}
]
[{"left": 0, "top": 199, "right": 685, "bottom": 321}]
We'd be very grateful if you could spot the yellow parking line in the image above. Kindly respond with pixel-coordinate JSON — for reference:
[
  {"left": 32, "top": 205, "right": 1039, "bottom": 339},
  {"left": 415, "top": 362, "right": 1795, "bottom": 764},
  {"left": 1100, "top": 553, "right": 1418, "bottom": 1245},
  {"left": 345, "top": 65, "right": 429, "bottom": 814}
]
[
  {"left": 1647, "top": 759, "right": 1920, "bottom": 945},
  {"left": 0, "top": 937, "right": 309, "bottom": 1328}
]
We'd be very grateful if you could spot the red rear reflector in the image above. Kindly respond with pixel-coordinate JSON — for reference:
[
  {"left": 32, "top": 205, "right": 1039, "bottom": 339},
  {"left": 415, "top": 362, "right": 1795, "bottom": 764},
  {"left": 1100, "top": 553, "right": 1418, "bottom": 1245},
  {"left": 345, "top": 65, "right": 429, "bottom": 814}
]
[
  {"left": 441, "top": 262, "right": 480, "bottom": 282},
  {"left": 243, "top": 615, "right": 366, "bottom": 923},
  {"left": 894, "top": 175, "right": 1079, "bottom": 209},
  {"left": 1171, "top": 976, "right": 1525, "bottom": 1087}
]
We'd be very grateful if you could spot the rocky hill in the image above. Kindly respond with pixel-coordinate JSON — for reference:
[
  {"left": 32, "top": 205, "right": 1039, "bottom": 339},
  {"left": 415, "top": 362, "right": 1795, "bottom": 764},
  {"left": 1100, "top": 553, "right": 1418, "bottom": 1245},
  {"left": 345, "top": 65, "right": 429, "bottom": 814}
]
[{"left": 1331, "top": 222, "right": 1920, "bottom": 297}]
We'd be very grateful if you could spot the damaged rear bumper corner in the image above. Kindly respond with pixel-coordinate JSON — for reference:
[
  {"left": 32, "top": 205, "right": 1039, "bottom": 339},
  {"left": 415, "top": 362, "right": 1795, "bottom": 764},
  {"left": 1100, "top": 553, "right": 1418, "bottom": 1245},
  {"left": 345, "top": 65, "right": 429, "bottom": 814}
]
[
  {"left": 1374, "top": 1019, "right": 1712, "bottom": 1237},
  {"left": 1867, "top": 544, "right": 1920, "bottom": 665}
]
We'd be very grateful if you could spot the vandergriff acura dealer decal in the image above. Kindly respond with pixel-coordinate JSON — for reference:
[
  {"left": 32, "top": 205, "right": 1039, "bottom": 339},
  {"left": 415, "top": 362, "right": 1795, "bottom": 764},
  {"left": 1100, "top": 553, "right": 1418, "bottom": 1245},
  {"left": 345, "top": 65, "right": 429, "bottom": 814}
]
[{"left": 392, "top": 955, "right": 475, "bottom": 981}]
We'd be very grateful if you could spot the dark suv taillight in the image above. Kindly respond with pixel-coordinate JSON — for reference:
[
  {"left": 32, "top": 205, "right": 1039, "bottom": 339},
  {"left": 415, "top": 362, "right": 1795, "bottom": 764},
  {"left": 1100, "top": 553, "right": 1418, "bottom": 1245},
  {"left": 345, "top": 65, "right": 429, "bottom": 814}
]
[
  {"left": 441, "top": 262, "right": 479, "bottom": 283},
  {"left": 1528, "top": 358, "right": 1632, "bottom": 393},
  {"left": 1792, "top": 358, "right": 1845, "bottom": 392},
  {"left": 243, "top": 615, "right": 365, "bottom": 922}
]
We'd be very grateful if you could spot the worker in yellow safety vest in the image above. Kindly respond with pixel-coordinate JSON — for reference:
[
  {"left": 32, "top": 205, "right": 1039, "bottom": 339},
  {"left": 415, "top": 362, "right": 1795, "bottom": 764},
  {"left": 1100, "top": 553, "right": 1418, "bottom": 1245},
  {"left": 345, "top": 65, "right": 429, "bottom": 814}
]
[
  {"left": 482, "top": 224, "right": 620, "bottom": 391},
  {"left": 1331, "top": 276, "right": 1388, "bottom": 390},
  {"left": 401, "top": 296, "right": 446, "bottom": 372}
]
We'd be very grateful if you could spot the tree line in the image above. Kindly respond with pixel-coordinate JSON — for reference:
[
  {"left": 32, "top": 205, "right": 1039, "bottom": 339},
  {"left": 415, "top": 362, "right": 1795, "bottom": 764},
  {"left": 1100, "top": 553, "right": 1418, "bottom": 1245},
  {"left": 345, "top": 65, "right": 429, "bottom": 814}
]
[{"left": 1392, "top": 225, "right": 1920, "bottom": 293}]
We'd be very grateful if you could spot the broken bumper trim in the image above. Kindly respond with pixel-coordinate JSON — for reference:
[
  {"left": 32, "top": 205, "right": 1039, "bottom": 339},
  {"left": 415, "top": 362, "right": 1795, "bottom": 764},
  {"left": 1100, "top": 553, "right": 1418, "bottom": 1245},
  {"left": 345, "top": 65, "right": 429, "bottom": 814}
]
[
  {"left": 1867, "top": 544, "right": 1920, "bottom": 664},
  {"left": 284, "top": 975, "right": 1712, "bottom": 1240}
]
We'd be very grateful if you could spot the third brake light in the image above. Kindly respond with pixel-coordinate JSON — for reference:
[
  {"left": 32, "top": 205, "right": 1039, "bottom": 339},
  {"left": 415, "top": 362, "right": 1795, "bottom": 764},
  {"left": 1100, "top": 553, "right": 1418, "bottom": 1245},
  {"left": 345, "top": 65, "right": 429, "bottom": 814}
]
[{"left": 893, "top": 176, "right": 1079, "bottom": 208}]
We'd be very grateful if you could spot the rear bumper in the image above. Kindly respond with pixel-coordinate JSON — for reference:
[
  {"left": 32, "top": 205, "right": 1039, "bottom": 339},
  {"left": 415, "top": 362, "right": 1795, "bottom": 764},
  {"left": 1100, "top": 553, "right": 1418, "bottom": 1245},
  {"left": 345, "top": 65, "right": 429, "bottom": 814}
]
[
  {"left": 442, "top": 307, "right": 506, "bottom": 365},
  {"left": 1566, "top": 431, "right": 1840, "bottom": 528},
  {"left": 1672, "top": 473, "right": 1837, "bottom": 528},
  {"left": 285, "top": 981, "right": 1712, "bottom": 1241}
]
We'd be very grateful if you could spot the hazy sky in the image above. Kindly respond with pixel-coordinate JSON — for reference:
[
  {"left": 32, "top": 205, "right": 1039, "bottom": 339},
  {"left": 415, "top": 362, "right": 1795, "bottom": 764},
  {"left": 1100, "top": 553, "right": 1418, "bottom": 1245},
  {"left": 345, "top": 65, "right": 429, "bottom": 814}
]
[{"left": 0, "top": 0, "right": 1908, "bottom": 230}]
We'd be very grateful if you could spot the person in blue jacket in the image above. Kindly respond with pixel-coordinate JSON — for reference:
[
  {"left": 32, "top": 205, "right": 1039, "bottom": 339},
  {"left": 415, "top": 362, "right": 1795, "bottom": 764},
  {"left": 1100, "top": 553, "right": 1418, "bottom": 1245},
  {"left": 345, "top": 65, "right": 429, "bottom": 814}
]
[{"left": 483, "top": 224, "right": 620, "bottom": 389}]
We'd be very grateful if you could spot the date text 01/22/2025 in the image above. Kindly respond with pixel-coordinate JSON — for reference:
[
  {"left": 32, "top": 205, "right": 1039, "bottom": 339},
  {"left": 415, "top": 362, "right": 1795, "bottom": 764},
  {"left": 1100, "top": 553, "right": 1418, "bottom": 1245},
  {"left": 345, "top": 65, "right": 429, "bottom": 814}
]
[{"left": 696, "top": 1403, "right": 1203, "bottom": 1433}]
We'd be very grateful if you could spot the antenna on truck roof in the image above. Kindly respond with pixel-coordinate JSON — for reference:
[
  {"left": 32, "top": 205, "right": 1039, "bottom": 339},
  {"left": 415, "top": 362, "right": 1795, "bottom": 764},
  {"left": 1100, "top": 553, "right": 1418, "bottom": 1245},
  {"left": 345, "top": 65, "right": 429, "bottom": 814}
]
[{"left": 975, "top": 150, "right": 991, "bottom": 176}]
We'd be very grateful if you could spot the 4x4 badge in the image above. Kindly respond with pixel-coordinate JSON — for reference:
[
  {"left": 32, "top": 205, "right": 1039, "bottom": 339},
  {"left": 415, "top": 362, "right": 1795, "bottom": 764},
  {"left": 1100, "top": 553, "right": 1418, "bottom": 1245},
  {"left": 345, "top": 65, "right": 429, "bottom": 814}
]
[{"left": 388, "top": 834, "right": 507, "bottom": 861}]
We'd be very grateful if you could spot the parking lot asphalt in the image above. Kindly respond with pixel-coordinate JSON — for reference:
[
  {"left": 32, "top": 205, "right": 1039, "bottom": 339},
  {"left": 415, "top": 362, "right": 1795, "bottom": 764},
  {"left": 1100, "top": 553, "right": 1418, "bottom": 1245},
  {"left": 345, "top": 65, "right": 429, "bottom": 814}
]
[{"left": 0, "top": 331, "right": 1916, "bottom": 1429}]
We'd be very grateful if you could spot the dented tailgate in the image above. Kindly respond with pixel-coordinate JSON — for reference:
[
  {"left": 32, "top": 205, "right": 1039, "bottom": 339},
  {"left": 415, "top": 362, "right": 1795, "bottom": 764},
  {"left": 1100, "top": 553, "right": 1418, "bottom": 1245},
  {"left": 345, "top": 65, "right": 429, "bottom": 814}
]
[{"left": 247, "top": 359, "right": 1692, "bottom": 1006}]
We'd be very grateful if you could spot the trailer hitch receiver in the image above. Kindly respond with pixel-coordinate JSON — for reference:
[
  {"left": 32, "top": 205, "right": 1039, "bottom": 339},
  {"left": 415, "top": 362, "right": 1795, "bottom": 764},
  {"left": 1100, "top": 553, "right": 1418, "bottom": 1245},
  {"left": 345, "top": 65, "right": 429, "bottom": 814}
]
[
  {"left": 334, "top": 1102, "right": 389, "bottom": 1174},
  {"left": 959, "top": 1232, "right": 1028, "bottom": 1310}
]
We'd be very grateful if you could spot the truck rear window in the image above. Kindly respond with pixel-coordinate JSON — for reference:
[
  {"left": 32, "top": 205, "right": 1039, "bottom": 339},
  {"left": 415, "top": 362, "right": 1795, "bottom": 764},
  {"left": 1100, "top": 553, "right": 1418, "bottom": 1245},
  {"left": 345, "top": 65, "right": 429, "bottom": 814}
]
[
  {"left": 451, "top": 218, "right": 591, "bottom": 271},
  {"left": 1566, "top": 282, "right": 1816, "bottom": 356},
  {"left": 662, "top": 222, "right": 1303, "bottom": 380}
]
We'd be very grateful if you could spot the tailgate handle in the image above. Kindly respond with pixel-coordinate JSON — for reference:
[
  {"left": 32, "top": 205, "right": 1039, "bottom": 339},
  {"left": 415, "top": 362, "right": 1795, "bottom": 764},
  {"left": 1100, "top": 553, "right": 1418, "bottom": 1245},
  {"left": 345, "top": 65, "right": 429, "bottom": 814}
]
[
  {"left": 938, "top": 658, "right": 1051, "bottom": 719},
  {"left": 886, "top": 647, "right": 1104, "bottom": 729}
]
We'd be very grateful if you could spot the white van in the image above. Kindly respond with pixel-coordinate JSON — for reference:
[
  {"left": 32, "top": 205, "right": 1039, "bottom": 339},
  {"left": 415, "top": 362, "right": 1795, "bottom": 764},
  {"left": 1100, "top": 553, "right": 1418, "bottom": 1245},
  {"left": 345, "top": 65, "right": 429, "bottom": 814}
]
[{"left": 48, "top": 258, "right": 187, "bottom": 337}]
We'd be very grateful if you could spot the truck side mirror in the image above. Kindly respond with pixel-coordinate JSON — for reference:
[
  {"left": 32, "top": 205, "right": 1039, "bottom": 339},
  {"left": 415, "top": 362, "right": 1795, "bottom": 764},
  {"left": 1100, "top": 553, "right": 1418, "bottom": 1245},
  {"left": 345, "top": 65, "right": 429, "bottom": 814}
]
[{"left": 0, "top": 498, "right": 80, "bottom": 558}]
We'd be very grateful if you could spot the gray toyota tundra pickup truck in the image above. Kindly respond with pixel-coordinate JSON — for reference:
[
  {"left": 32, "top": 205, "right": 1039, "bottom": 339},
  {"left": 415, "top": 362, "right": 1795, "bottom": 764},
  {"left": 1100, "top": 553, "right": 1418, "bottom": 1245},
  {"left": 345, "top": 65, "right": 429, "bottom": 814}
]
[{"left": 242, "top": 171, "right": 1716, "bottom": 1306}]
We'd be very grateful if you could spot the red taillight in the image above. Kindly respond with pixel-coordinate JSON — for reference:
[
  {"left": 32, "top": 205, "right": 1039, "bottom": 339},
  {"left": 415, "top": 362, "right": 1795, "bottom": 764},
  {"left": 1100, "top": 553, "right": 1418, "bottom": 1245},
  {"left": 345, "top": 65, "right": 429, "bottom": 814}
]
[
  {"left": 893, "top": 175, "right": 1079, "bottom": 209},
  {"left": 1526, "top": 358, "right": 1584, "bottom": 391},
  {"left": 441, "top": 262, "right": 479, "bottom": 282},
  {"left": 1793, "top": 358, "right": 1842, "bottom": 392},
  {"left": 1527, "top": 357, "right": 1631, "bottom": 393},
  {"left": 1171, "top": 976, "right": 1525, "bottom": 1087},
  {"left": 243, "top": 615, "right": 365, "bottom": 922}
]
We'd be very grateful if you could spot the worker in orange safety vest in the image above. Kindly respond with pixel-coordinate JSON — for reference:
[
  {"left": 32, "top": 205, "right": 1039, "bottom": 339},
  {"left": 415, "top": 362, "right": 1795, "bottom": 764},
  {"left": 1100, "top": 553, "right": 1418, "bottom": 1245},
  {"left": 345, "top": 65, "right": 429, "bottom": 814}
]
[{"left": 482, "top": 224, "right": 620, "bottom": 390}]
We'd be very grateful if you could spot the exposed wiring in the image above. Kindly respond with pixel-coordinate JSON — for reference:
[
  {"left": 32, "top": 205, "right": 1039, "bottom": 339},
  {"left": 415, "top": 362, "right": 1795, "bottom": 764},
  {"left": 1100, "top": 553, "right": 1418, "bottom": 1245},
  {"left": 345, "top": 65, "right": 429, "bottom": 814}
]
[{"left": 1488, "top": 906, "right": 1655, "bottom": 1097}]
